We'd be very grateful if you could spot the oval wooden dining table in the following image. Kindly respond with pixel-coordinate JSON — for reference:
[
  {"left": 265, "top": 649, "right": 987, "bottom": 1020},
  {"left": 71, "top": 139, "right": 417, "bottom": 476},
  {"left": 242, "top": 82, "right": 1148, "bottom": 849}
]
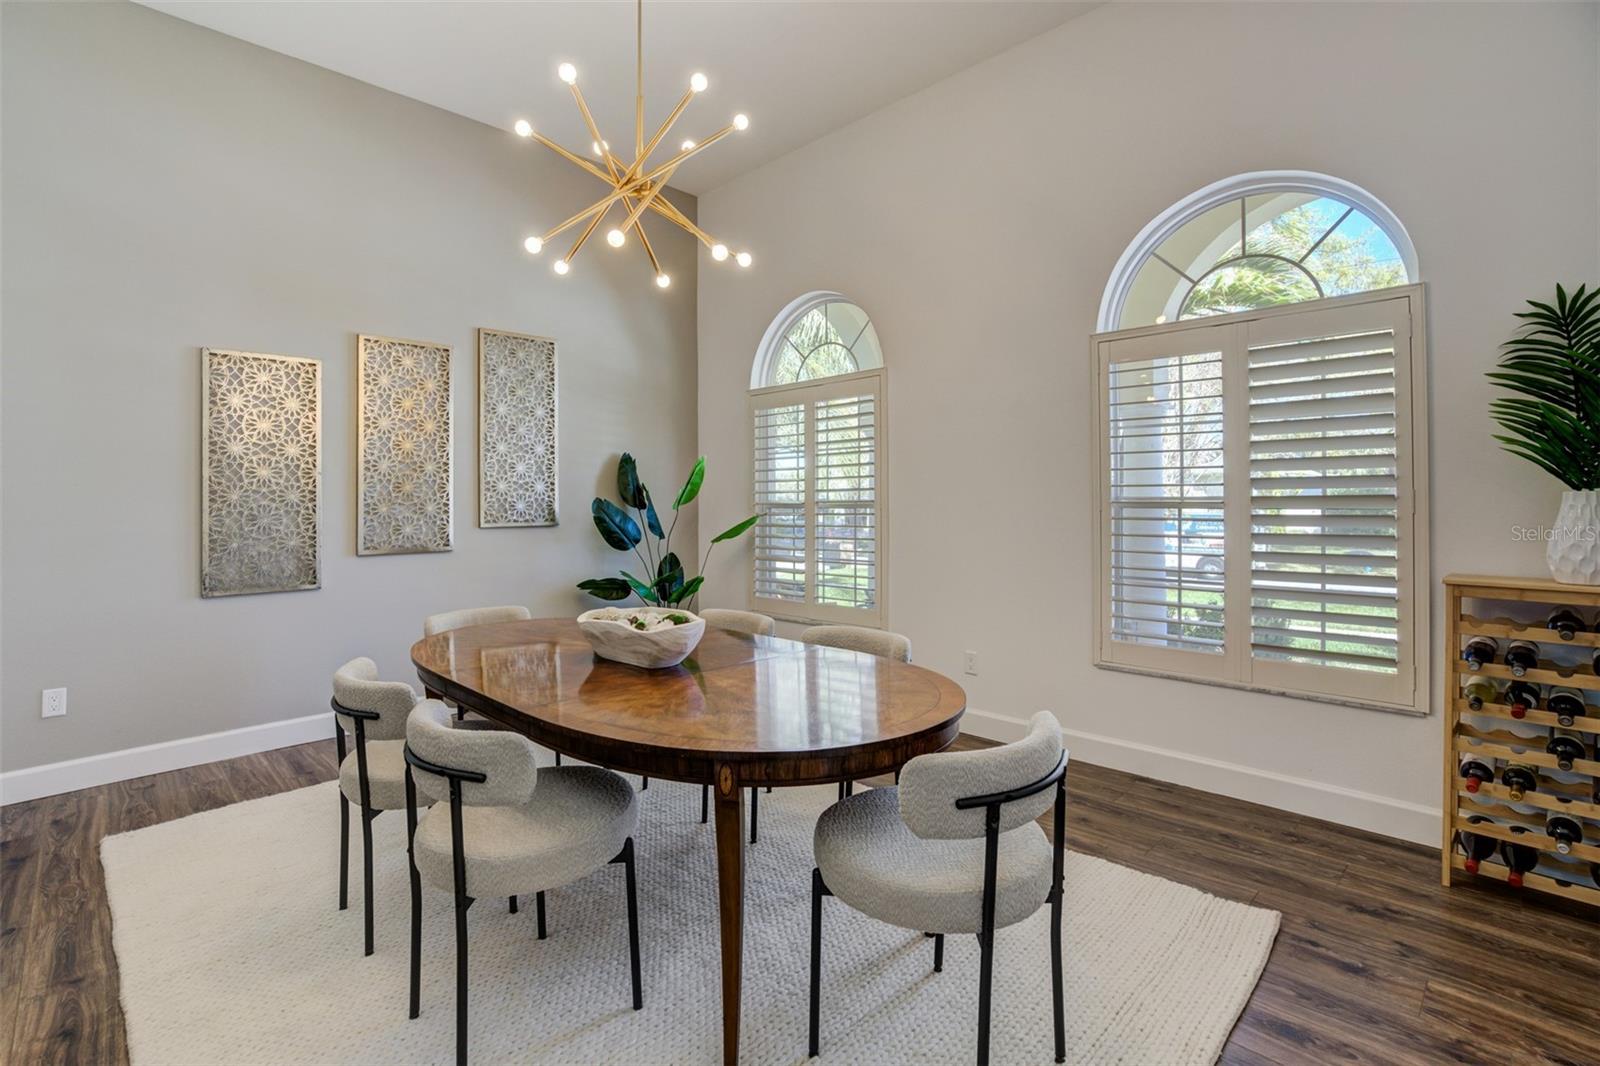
[{"left": 411, "top": 617, "right": 967, "bottom": 1065}]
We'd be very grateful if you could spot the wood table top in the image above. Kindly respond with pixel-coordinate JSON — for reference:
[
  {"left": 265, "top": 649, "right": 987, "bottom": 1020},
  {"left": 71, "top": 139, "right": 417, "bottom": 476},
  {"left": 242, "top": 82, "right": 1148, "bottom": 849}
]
[{"left": 410, "top": 618, "right": 967, "bottom": 785}]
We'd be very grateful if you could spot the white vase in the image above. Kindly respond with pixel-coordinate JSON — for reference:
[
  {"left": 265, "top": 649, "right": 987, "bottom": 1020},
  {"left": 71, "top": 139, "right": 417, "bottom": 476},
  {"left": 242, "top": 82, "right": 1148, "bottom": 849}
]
[{"left": 1547, "top": 489, "right": 1600, "bottom": 585}]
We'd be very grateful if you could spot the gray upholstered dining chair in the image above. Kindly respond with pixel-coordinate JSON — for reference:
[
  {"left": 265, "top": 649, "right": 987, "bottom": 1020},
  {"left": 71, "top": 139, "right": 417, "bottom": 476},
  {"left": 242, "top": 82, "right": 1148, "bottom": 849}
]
[
  {"left": 698, "top": 608, "right": 778, "bottom": 838},
  {"left": 331, "top": 657, "right": 420, "bottom": 957},
  {"left": 403, "top": 699, "right": 642, "bottom": 1066},
  {"left": 421, "top": 604, "right": 534, "bottom": 731},
  {"left": 802, "top": 624, "right": 913, "bottom": 798},
  {"left": 808, "top": 711, "right": 1067, "bottom": 1066}
]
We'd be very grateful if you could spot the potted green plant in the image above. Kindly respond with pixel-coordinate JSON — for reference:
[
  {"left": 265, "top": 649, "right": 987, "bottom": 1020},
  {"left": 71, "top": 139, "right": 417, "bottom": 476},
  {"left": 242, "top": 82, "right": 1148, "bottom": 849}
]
[
  {"left": 576, "top": 453, "right": 759, "bottom": 609},
  {"left": 1489, "top": 283, "right": 1600, "bottom": 583}
]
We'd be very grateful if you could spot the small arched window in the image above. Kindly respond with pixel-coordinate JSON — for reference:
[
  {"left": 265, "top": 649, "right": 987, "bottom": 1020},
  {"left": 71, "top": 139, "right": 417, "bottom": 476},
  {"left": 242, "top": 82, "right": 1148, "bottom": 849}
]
[
  {"left": 752, "top": 294, "right": 883, "bottom": 388},
  {"left": 1101, "top": 172, "right": 1418, "bottom": 331},
  {"left": 748, "top": 293, "right": 886, "bottom": 625}
]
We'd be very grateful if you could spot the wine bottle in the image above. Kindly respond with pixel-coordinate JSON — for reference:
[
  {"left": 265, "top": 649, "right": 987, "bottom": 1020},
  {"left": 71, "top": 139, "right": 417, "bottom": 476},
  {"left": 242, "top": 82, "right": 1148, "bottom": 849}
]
[
  {"left": 1501, "top": 826, "right": 1541, "bottom": 887},
  {"left": 1547, "top": 727, "right": 1588, "bottom": 772},
  {"left": 1504, "top": 640, "right": 1540, "bottom": 677},
  {"left": 1457, "top": 750, "right": 1495, "bottom": 793},
  {"left": 1457, "top": 816, "right": 1498, "bottom": 874},
  {"left": 1546, "top": 810, "right": 1585, "bottom": 855},
  {"left": 1547, "top": 607, "right": 1587, "bottom": 641},
  {"left": 1547, "top": 686, "right": 1588, "bottom": 727},
  {"left": 1461, "top": 636, "right": 1498, "bottom": 670},
  {"left": 1500, "top": 761, "right": 1538, "bottom": 801},
  {"left": 1503, "top": 680, "right": 1542, "bottom": 718},
  {"left": 1463, "top": 677, "right": 1499, "bottom": 711}
]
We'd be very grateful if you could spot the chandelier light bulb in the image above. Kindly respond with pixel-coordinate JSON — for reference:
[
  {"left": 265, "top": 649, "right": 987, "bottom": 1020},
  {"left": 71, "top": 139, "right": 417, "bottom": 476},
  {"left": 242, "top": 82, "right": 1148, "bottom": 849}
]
[
  {"left": 558, "top": 62, "right": 578, "bottom": 85},
  {"left": 711, "top": 243, "right": 729, "bottom": 261},
  {"left": 681, "top": 139, "right": 696, "bottom": 151},
  {"left": 735, "top": 251, "right": 753, "bottom": 268},
  {"left": 592, "top": 139, "right": 609, "bottom": 157},
  {"left": 553, "top": 258, "right": 570, "bottom": 275},
  {"left": 606, "top": 228, "right": 626, "bottom": 248},
  {"left": 732, "top": 113, "right": 749, "bottom": 131},
  {"left": 523, "top": 236, "right": 543, "bottom": 254},
  {"left": 656, "top": 273, "right": 672, "bottom": 289},
  {"left": 690, "top": 72, "right": 709, "bottom": 93},
  {"left": 513, "top": 119, "right": 534, "bottom": 138}
]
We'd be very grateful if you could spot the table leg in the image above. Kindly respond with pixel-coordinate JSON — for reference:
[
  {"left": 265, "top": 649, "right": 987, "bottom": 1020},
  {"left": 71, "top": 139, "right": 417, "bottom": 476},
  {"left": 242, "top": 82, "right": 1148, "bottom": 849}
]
[{"left": 713, "top": 767, "right": 745, "bottom": 1066}]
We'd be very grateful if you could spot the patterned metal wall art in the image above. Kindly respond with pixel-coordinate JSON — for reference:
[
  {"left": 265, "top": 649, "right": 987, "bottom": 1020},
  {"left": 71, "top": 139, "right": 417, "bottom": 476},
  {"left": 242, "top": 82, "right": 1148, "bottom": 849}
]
[
  {"left": 357, "top": 334, "right": 453, "bottom": 555},
  {"left": 478, "top": 328, "right": 558, "bottom": 527},
  {"left": 200, "top": 349, "right": 321, "bottom": 597}
]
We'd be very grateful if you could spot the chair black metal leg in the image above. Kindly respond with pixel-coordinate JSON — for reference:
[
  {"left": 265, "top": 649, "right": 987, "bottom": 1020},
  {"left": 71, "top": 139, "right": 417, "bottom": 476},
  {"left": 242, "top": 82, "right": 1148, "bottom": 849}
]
[
  {"left": 975, "top": 809, "right": 1001, "bottom": 1066},
  {"left": 701, "top": 785, "right": 709, "bottom": 824},
  {"left": 749, "top": 786, "right": 759, "bottom": 844},
  {"left": 335, "top": 724, "right": 348, "bottom": 911},
  {"left": 509, "top": 895, "right": 518, "bottom": 914},
  {"left": 809, "top": 867, "right": 829, "bottom": 1058},
  {"left": 641, "top": 775, "right": 649, "bottom": 791},
  {"left": 536, "top": 890, "right": 547, "bottom": 940},
  {"left": 620, "top": 838, "right": 642, "bottom": 1009},
  {"left": 766, "top": 786, "right": 772, "bottom": 793},
  {"left": 934, "top": 933, "right": 945, "bottom": 973},
  {"left": 1050, "top": 885, "right": 1065, "bottom": 1063},
  {"left": 361, "top": 808, "right": 376, "bottom": 956},
  {"left": 554, "top": 752, "right": 562, "bottom": 766},
  {"left": 449, "top": 781, "right": 471, "bottom": 1066},
  {"left": 405, "top": 766, "right": 422, "bottom": 1021},
  {"left": 837, "top": 779, "right": 854, "bottom": 800}
]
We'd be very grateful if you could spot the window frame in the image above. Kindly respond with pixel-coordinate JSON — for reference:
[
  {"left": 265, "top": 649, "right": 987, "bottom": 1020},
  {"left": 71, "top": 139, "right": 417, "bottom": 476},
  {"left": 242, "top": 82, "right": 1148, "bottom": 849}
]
[
  {"left": 749, "top": 366, "right": 888, "bottom": 627},
  {"left": 1089, "top": 284, "right": 1430, "bottom": 716}
]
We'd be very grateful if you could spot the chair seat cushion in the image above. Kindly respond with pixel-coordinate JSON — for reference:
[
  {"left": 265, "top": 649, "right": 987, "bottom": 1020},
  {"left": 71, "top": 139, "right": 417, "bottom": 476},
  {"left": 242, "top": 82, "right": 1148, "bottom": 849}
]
[
  {"left": 413, "top": 766, "right": 637, "bottom": 898},
  {"left": 814, "top": 786, "right": 1052, "bottom": 935},
  {"left": 338, "top": 740, "right": 412, "bottom": 811}
]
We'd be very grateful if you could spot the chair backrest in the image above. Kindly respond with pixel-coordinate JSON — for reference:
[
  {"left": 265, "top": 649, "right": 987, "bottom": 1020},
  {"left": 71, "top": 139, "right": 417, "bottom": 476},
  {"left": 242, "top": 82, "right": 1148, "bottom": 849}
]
[
  {"left": 405, "top": 700, "right": 538, "bottom": 807},
  {"left": 700, "top": 608, "right": 776, "bottom": 637},
  {"left": 801, "top": 624, "right": 911, "bottom": 663},
  {"left": 332, "top": 657, "right": 417, "bottom": 741},
  {"left": 422, "top": 604, "right": 532, "bottom": 637},
  {"left": 898, "top": 711, "right": 1064, "bottom": 840}
]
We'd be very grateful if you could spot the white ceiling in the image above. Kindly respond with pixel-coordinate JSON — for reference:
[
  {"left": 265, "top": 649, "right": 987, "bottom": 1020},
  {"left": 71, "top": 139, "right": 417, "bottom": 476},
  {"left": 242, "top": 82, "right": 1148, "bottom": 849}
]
[{"left": 139, "top": 1, "right": 1096, "bottom": 195}]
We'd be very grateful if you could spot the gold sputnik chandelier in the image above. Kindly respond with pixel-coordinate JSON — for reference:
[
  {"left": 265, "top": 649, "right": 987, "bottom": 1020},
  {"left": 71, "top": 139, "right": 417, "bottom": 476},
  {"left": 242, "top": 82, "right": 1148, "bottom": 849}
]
[{"left": 514, "top": 0, "right": 752, "bottom": 290}]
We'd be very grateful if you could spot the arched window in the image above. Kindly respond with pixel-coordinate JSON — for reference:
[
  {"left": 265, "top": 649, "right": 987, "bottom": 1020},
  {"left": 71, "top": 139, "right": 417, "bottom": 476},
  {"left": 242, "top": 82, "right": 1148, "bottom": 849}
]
[
  {"left": 752, "top": 293, "right": 883, "bottom": 388},
  {"left": 748, "top": 293, "right": 885, "bottom": 625},
  {"left": 1100, "top": 172, "right": 1418, "bottom": 331}
]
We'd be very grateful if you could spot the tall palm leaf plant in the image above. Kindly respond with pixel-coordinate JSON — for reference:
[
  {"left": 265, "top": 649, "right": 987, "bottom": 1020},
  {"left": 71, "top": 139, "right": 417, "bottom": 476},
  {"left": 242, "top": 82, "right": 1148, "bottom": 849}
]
[{"left": 1488, "top": 284, "right": 1600, "bottom": 490}]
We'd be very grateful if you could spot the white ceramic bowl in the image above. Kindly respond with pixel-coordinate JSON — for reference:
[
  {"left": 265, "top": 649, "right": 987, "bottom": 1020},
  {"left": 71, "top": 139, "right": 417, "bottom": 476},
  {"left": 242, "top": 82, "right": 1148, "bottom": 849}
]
[{"left": 577, "top": 607, "right": 706, "bottom": 669}]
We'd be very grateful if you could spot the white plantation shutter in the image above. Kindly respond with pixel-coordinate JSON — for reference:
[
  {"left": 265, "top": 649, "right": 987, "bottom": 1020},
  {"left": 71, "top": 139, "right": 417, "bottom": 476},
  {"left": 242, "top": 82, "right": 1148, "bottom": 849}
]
[
  {"left": 1102, "top": 330, "right": 1231, "bottom": 677},
  {"left": 751, "top": 370, "right": 885, "bottom": 625},
  {"left": 1094, "top": 288, "right": 1426, "bottom": 712}
]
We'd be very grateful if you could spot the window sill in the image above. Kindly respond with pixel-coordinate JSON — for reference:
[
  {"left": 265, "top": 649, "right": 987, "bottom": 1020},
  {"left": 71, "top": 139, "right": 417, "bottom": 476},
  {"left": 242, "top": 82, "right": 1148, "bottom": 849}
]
[{"left": 1092, "top": 660, "right": 1428, "bottom": 718}]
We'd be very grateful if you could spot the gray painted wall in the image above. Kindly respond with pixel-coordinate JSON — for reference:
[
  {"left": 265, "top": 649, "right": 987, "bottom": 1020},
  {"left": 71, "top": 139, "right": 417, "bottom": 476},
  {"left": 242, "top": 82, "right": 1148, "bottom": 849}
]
[{"left": 1, "top": 1, "right": 700, "bottom": 772}]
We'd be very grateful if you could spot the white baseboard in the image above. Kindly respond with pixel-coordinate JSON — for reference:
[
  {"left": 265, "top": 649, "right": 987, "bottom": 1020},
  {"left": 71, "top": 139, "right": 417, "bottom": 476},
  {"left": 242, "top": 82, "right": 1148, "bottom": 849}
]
[
  {"left": 962, "top": 707, "right": 1441, "bottom": 847},
  {"left": 0, "top": 712, "right": 334, "bottom": 806}
]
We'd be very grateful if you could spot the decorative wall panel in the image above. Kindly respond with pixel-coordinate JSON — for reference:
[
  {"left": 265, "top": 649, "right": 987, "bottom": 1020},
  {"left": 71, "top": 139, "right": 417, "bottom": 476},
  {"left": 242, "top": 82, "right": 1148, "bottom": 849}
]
[
  {"left": 478, "top": 328, "right": 558, "bottom": 528},
  {"left": 201, "top": 348, "right": 321, "bottom": 597},
  {"left": 357, "top": 334, "right": 453, "bottom": 555}
]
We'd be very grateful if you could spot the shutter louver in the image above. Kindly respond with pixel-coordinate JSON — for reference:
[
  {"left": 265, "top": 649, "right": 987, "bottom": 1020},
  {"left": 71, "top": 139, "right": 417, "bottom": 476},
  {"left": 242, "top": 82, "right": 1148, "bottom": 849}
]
[
  {"left": 813, "top": 394, "right": 877, "bottom": 610},
  {"left": 753, "top": 402, "right": 806, "bottom": 604},
  {"left": 1106, "top": 350, "right": 1226, "bottom": 655},
  {"left": 1248, "top": 326, "right": 1401, "bottom": 675}
]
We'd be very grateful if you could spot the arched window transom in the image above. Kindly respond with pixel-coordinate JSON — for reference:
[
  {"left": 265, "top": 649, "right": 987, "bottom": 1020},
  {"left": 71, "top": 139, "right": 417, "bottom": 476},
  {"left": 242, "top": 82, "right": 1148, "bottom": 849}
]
[{"left": 754, "top": 294, "right": 882, "bottom": 388}]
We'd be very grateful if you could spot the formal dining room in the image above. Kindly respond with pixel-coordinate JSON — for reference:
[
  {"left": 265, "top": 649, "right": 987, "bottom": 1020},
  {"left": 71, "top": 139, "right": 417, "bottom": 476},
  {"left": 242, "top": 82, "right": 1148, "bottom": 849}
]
[{"left": 2, "top": 1, "right": 1599, "bottom": 1064}]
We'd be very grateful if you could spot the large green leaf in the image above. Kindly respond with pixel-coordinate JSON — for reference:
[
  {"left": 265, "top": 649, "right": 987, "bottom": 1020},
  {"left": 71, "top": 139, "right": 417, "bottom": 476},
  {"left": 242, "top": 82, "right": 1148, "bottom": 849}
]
[
  {"left": 1490, "top": 283, "right": 1600, "bottom": 489},
  {"left": 711, "top": 513, "right": 761, "bottom": 543},
  {"left": 643, "top": 487, "right": 665, "bottom": 539},
  {"left": 620, "top": 570, "right": 659, "bottom": 605},
  {"left": 674, "top": 457, "right": 706, "bottom": 510},
  {"left": 576, "top": 578, "right": 632, "bottom": 600},
  {"left": 616, "top": 453, "right": 647, "bottom": 508},
  {"left": 670, "top": 575, "right": 704, "bottom": 605},
  {"left": 591, "top": 498, "right": 642, "bottom": 551},
  {"left": 654, "top": 552, "right": 684, "bottom": 602}
]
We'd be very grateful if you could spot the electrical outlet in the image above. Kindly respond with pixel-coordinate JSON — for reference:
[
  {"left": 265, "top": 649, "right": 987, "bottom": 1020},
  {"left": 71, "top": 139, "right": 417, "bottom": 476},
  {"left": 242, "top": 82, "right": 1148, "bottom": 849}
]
[
  {"left": 963, "top": 650, "right": 978, "bottom": 676},
  {"left": 42, "top": 687, "right": 67, "bottom": 719}
]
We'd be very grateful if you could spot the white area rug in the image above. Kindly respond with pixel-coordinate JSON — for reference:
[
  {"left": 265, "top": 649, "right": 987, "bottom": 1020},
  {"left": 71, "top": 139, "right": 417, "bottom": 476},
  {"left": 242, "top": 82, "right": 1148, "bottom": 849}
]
[{"left": 101, "top": 774, "right": 1278, "bottom": 1065}]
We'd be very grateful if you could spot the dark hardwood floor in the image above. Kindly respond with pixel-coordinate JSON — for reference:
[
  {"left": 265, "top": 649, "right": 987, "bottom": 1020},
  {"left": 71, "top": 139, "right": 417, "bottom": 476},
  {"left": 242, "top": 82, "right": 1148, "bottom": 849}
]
[{"left": 2, "top": 736, "right": 1596, "bottom": 1065}]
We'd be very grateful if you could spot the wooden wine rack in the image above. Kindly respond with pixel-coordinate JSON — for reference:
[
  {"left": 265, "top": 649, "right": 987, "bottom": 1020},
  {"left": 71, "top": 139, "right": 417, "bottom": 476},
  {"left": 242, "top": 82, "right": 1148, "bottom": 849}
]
[{"left": 1443, "top": 574, "right": 1600, "bottom": 906}]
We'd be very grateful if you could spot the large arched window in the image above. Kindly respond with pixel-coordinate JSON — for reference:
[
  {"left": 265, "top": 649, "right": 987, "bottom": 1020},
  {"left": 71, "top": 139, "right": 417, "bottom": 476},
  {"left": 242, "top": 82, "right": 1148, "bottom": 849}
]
[
  {"left": 1100, "top": 172, "right": 1418, "bottom": 331},
  {"left": 748, "top": 293, "right": 885, "bottom": 625}
]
